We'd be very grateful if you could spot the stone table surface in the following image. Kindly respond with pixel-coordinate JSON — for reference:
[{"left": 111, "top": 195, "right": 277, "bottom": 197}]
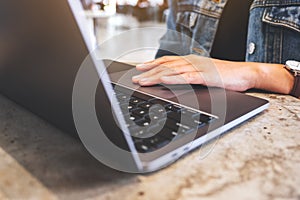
[{"left": 0, "top": 92, "right": 299, "bottom": 200}]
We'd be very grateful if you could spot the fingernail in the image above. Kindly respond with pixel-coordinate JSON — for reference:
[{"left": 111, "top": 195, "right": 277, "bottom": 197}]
[
  {"left": 132, "top": 75, "right": 140, "bottom": 79},
  {"left": 139, "top": 78, "right": 148, "bottom": 83}
]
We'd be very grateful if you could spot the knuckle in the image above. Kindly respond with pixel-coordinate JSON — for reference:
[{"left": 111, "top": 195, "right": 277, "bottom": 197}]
[
  {"left": 185, "top": 72, "right": 197, "bottom": 81},
  {"left": 163, "top": 56, "right": 172, "bottom": 60},
  {"left": 159, "top": 56, "right": 169, "bottom": 62},
  {"left": 160, "top": 56, "right": 175, "bottom": 62},
  {"left": 158, "top": 76, "right": 166, "bottom": 83},
  {"left": 153, "top": 65, "right": 163, "bottom": 73},
  {"left": 158, "top": 64, "right": 171, "bottom": 72},
  {"left": 174, "top": 66, "right": 186, "bottom": 73}
]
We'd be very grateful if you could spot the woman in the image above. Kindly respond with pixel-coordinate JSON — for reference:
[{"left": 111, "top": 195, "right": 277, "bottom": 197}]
[{"left": 132, "top": 0, "right": 300, "bottom": 98}]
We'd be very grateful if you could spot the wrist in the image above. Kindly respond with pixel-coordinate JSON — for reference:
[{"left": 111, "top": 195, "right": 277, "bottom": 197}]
[
  {"left": 252, "top": 62, "right": 294, "bottom": 94},
  {"left": 245, "top": 62, "right": 261, "bottom": 90}
]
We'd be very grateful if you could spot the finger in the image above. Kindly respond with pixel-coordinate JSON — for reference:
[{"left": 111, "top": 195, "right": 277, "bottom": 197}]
[
  {"left": 132, "top": 66, "right": 175, "bottom": 84},
  {"left": 160, "top": 72, "right": 206, "bottom": 85},
  {"left": 136, "top": 66, "right": 201, "bottom": 86},
  {"left": 134, "top": 66, "right": 188, "bottom": 86},
  {"left": 132, "top": 65, "right": 170, "bottom": 83},
  {"left": 136, "top": 56, "right": 182, "bottom": 71},
  {"left": 146, "top": 55, "right": 182, "bottom": 64},
  {"left": 137, "top": 77, "right": 162, "bottom": 86},
  {"left": 132, "top": 64, "right": 195, "bottom": 83},
  {"left": 143, "top": 56, "right": 203, "bottom": 73},
  {"left": 136, "top": 62, "right": 160, "bottom": 72}
]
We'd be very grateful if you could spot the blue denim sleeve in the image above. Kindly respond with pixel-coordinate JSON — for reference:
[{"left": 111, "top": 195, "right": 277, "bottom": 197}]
[
  {"left": 156, "top": 0, "right": 226, "bottom": 58},
  {"left": 246, "top": 0, "right": 300, "bottom": 64}
]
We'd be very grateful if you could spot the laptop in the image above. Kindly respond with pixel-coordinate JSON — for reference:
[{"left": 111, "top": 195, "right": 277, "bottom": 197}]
[{"left": 0, "top": 0, "right": 269, "bottom": 172}]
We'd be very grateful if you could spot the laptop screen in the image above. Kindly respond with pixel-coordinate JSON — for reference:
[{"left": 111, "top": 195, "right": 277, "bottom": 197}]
[{"left": 0, "top": 0, "right": 142, "bottom": 171}]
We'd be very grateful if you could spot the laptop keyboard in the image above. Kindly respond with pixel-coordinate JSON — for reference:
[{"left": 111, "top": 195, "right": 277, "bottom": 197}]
[{"left": 114, "top": 86, "right": 216, "bottom": 153}]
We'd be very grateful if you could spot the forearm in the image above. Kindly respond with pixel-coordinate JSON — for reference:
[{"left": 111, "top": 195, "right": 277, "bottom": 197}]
[{"left": 134, "top": 56, "right": 296, "bottom": 96}]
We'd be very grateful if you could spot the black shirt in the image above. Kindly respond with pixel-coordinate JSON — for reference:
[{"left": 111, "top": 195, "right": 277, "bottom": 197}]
[{"left": 210, "top": 0, "right": 253, "bottom": 61}]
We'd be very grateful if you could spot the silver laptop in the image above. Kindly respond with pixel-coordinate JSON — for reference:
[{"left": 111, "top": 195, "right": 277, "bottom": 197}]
[{"left": 0, "top": 0, "right": 269, "bottom": 172}]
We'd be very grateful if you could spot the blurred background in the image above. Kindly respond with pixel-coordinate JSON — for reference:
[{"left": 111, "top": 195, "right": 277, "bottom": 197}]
[{"left": 81, "top": 0, "right": 168, "bottom": 41}]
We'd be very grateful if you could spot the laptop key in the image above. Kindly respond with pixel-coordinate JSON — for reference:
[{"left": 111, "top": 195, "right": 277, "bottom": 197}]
[
  {"left": 130, "top": 127, "right": 155, "bottom": 138},
  {"left": 144, "top": 135, "right": 170, "bottom": 148},
  {"left": 199, "top": 114, "right": 214, "bottom": 123},
  {"left": 129, "top": 97, "right": 144, "bottom": 105},
  {"left": 165, "top": 104, "right": 183, "bottom": 112},
  {"left": 132, "top": 108, "right": 148, "bottom": 117},
  {"left": 150, "top": 105, "right": 170, "bottom": 116},
  {"left": 134, "top": 117, "right": 151, "bottom": 127},
  {"left": 164, "top": 119, "right": 195, "bottom": 135},
  {"left": 116, "top": 93, "right": 130, "bottom": 102},
  {"left": 133, "top": 132, "right": 172, "bottom": 152},
  {"left": 189, "top": 118, "right": 205, "bottom": 128},
  {"left": 146, "top": 123, "right": 164, "bottom": 135},
  {"left": 120, "top": 103, "right": 135, "bottom": 112},
  {"left": 159, "top": 127, "right": 179, "bottom": 140},
  {"left": 124, "top": 115, "right": 143, "bottom": 128},
  {"left": 155, "top": 138, "right": 171, "bottom": 149},
  {"left": 144, "top": 112, "right": 163, "bottom": 122},
  {"left": 150, "top": 99, "right": 172, "bottom": 107},
  {"left": 181, "top": 109, "right": 200, "bottom": 118},
  {"left": 139, "top": 102, "right": 153, "bottom": 109},
  {"left": 167, "top": 111, "right": 181, "bottom": 121},
  {"left": 134, "top": 141, "right": 151, "bottom": 153}
]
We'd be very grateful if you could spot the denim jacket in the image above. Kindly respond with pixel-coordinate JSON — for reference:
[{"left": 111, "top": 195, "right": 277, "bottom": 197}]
[{"left": 158, "top": 0, "right": 300, "bottom": 64}]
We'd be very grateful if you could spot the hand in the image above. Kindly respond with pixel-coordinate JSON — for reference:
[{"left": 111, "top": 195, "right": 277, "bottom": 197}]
[{"left": 132, "top": 55, "right": 258, "bottom": 92}]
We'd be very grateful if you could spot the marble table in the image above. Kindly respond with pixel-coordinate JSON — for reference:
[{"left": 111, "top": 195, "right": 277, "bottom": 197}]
[{"left": 0, "top": 92, "right": 299, "bottom": 200}]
